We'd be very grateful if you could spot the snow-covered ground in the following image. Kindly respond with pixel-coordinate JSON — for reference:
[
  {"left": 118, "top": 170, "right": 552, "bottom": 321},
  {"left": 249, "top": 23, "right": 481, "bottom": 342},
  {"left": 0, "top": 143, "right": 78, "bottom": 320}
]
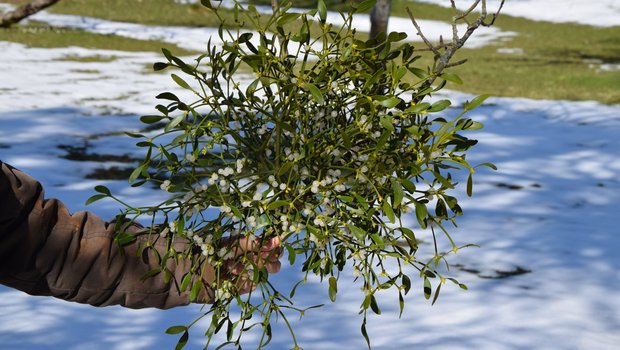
[
  {"left": 1, "top": 1, "right": 620, "bottom": 349},
  {"left": 413, "top": 0, "right": 620, "bottom": 27}
]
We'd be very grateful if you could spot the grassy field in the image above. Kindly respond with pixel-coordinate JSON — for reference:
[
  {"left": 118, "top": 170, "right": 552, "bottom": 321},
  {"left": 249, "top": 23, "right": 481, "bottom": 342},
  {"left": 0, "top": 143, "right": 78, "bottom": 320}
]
[
  {"left": 0, "top": 1, "right": 199, "bottom": 54},
  {"left": 0, "top": 21, "right": 197, "bottom": 54},
  {"left": 1, "top": 0, "right": 618, "bottom": 103},
  {"left": 388, "top": 1, "right": 620, "bottom": 103}
]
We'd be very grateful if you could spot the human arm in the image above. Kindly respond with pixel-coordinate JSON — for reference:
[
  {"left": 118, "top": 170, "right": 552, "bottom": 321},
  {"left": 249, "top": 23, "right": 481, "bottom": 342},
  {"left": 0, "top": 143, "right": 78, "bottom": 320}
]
[{"left": 0, "top": 161, "right": 280, "bottom": 309}]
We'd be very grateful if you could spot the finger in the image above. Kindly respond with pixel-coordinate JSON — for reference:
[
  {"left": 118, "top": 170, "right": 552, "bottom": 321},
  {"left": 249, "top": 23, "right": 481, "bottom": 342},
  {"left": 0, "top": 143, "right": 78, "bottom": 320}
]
[
  {"left": 235, "top": 235, "right": 281, "bottom": 257},
  {"left": 236, "top": 276, "right": 256, "bottom": 295},
  {"left": 235, "top": 235, "right": 258, "bottom": 255},
  {"left": 259, "top": 236, "right": 281, "bottom": 252},
  {"left": 222, "top": 260, "right": 255, "bottom": 294},
  {"left": 264, "top": 259, "right": 281, "bottom": 274}
]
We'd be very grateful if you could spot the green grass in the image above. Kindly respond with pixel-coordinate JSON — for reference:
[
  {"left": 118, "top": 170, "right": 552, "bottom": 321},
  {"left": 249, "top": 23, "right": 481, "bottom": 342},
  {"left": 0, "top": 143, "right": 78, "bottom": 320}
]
[
  {"left": 0, "top": 21, "right": 197, "bottom": 54},
  {"left": 50, "top": 0, "right": 227, "bottom": 27},
  {"left": 54, "top": 54, "right": 121, "bottom": 62},
  {"left": 1, "top": 0, "right": 619, "bottom": 103},
  {"left": 1, "top": 0, "right": 221, "bottom": 27},
  {"left": 388, "top": 1, "right": 620, "bottom": 103}
]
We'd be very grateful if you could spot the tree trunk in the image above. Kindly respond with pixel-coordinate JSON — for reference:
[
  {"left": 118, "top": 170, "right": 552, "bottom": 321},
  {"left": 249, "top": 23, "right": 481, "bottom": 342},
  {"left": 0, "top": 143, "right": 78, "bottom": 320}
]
[
  {"left": 0, "top": 0, "right": 61, "bottom": 28},
  {"left": 271, "top": 0, "right": 279, "bottom": 13},
  {"left": 369, "top": 0, "right": 391, "bottom": 40}
]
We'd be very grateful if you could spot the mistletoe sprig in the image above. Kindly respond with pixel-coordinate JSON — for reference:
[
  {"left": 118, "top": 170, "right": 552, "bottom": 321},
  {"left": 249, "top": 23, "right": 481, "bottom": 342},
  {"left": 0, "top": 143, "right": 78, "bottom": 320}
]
[{"left": 89, "top": 0, "right": 497, "bottom": 348}]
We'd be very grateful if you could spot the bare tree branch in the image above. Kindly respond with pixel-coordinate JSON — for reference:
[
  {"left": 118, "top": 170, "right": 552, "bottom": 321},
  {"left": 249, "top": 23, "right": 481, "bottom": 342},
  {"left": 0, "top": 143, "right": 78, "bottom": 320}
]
[
  {"left": 0, "top": 0, "right": 61, "bottom": 28},
  {"left": 407, "top": 0, "right": 505, "bottom": 92},
  {"left": 408, "top": 8, "right": 440, "bottom": 56}
]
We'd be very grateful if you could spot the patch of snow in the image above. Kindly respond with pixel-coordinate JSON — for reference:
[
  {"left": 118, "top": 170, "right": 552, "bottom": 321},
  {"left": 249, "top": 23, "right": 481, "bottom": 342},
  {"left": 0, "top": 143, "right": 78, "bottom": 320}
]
[
  {"left": 598, "top": 63, "right": 620, "bottom": 72},
  {"left": 412, "top": 0, "right": 620, "bottom": 27},
  {"left": 497, "top": 47, "right": 524, "bottom": 55}
]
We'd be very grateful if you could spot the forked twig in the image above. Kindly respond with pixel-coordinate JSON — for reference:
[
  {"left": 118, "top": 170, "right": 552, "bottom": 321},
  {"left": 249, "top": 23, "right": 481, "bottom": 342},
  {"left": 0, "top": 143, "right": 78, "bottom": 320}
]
[{"left": 407, "top": 0, "right": 505, "bottom": 92}]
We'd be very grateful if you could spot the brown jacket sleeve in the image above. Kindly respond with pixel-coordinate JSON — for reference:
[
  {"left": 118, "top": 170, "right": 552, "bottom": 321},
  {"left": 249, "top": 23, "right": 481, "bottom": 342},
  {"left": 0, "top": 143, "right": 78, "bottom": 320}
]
[{"left": 0, "top": 161, "right": 208, "bottom": 309}]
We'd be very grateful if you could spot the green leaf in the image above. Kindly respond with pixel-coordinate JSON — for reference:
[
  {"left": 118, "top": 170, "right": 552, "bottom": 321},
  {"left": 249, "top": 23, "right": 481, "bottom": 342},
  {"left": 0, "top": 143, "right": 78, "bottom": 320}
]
[
  {"left": 398, "top": 227, "right": 417, "bottom": 246},
  {"left": 382, "top": 200, "right": 395, "bottom": 223},
  {"left": 237, "top": 32, "right": 253, "bottom": 44},
  {"left": 278, "top": 161, "right": 294, "bottom": 176},
  {"left": 432, "top": 282, "right": 442, "bottom": 305},
  {"left": 394, "top": 66, "right": 407, "bottom": 82},
  {"left": 428, "top": 100, "right": 452, "bottom": 112},
  {"left": 289, "top": 279, "right": 305, "bottom": 298},
  {"left": 156, "top": 92, "right": 180, "bottom": 101},
  {"left": 328, "top": 276, "right": 337, "bottom": 302},
  {"left": 476, "top": 162, "right": 498, "bottom": 171},
  {"left": 441, "top": 72, "right": 463, "bottom": 85},
  {"left": 370, "top": 233, "right": 385, "bottom": 249},
  {"left": 303, "top": 83, "right": 324, "bottom": 104},
  {"left": 402, "top": 274, "right": 412, "bottom": 295},
  {"left": 180, "top": 273, "right": 192, "bottom": 292},
  {"left": 128, "top": 164, "right": 145, "bottom": 183},
  {"left": 266, "top": 200, "right": 289, "bottom": 211},
  {"left": 124, "top": 131, "right": 144, "bottom": 138},
  {"left": 175, "top": 331, "right": 189, "bottom": 350},
  {"left": 423, "top": 277, "right": 432, "bottom": 300},
  {"left": 355, "top": 0, "right": 377, "bottom": 13},
  {"left": 141, "top": 268, "right": 162, "bottom": 281},
  {"left": 398, "top": 291, "right": 405, "bottom": 318},
  {"left": 414, "top": 201, "right": 428, "bottom": 229},
  {"left": 391, "top": 178, "right": 404, "bottom": 207},
  {"left": 171, "top": 74, "right": 192, "bottom": 90},
  {"left": 464, "top": 94, "right": 490, "bottom": 112},
  {"left": 399, "top": 178, "right": 416, "bottom": 193},
  {"left": 347, "top": 224, "right": 367, "bottom": 240},
  {"left": 115, "top": 232, "right": 136, "bottom": 246},
  {"left": 167, "top": 114, "right": 186, "bottom": 130},
  {"left": 85, "top": 194, "right": 107, "bottom": 205},
  {"left": 205, "top": 315, "right": 217, "bottom": 337},
  {"left": 387, "top": 32, "right": 408, "bottom": 43},
  {"left": 277, "top": 12, "right": 301, "bottom": 26},
  {"left": 435, "top": 198, "right": 448, "bottom": 217},
  {"left": 378, "top": 96, "right": 401, "bottom": 108},
  {"left": 161, "top": 48, "right": 172, "bottom": 60},
  {"left": 140, "top": 115, "right": 165, "bottom": 124},
  {"left": 376, "top": 130, "right": 390, "bottom": 150},
  {"left": 361, "top": 319, "right": 371, "bottom": 349},
  {"left": 189, "top": 279, "right": 202, "bottom": 302},
  {"left": 467, "top": 172, "right": 473, "bottom": 197},
  {"left": 317, "top": 0, "right": 327, "bottom": 23},
  {"left": 464, "top": 120, "right": 484, "bottom": 130},
  {"left": 379, "top": 115, "right": 395, "bottom": 132},
  {"left": 362, "top": 295, "right": 371, "bottom": 309},
  {"left": 230, "top": 205, "right": 243, "bottom": 219},
  {"left": 153, "top": 62, "right": 169, "bottom": 71},
  {"left": 262, "top": 323, "right": 273, "bottom": 347},
  {"left": 337, "top": 195, "right": 353, "bottom": 203},
  {"left": 407, "top": 102, "right": 431, "bottom": 114},
  {"left": 353, "top": 193, "right": 369, "bottom": 210},
  {"left": 408, "top": 66, "right": 428, "bottom": 79},
  {"left": 370, "top": 294, "right": 381, "bottom": 315},
  {"left": 286, "top": 243, "right": 296, "bottom": 265},
  {"left": 166, "top": 325, "right": 188, "bottom": 335},
  {"left": 94, "top": 185, "right": 111, "bottom": 196}
]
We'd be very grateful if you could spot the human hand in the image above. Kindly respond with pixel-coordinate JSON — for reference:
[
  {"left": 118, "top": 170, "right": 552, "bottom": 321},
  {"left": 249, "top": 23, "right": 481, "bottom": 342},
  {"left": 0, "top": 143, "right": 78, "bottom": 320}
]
[{"left": 219, "top": 235, "right": 282, "bottom": 296}]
